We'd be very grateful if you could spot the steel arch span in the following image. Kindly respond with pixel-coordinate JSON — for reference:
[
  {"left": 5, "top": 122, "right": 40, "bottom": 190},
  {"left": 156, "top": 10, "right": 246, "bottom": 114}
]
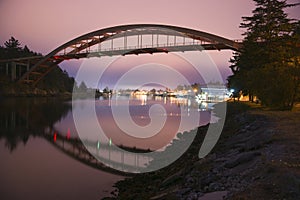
[{"left": 17, "top": 24, "right": 242, "bottom": 85}]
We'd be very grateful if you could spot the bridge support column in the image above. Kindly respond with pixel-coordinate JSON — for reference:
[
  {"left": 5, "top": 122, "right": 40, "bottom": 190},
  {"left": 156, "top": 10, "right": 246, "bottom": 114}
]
[
  {"left": 167, "top": 35, "right": 169, "bottom": 46},
  {"left": 152, "top": 33, "right": 154, "bottom": 47},
  {"left": 18, "top": 64, "right": 21, "bottom": 78},
  {"left": 13, "top": 62, "right": 31, "bottom": 80},
  {"left": 6, "top": 63, "right": 9, "bottom": 76},
  {"left": 124, "top": 33, "right": 127, "bottom": 49},
  {"left": 26, "top": 62, "right": 29, "bottom": 71},
  {"left": 11, "top": 62, "right": 16, "bottom": 81}
]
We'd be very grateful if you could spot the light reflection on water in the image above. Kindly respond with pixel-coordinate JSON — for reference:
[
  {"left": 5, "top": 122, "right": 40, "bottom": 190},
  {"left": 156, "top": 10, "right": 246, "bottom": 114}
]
[
  {"left": 54, "top": 95, "right": 217, "bottom": 173},
  {"left": 55, "top": 95, "right": 215, "bottom": 151},
  {"left": 0, "top": 96, "right": 216, "bottom": 199},
  {"left": 0, "top": 98, "right": 123, "bottom": 200}
]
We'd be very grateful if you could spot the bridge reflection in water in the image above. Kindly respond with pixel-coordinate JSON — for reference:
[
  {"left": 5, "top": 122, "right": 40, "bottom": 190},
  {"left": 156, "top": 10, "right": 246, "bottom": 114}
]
[
  {"left": 0, "top": 98, "right": 154, "bottom": 176},
  {"left": 44, "top": 128, "right": 152, "bottom": 176},
  {"left": 0, "top": 98, "right": 129, "bottom": 199},
  {"left": 0, "top": 97, "right": 214, "bottom": 176}
]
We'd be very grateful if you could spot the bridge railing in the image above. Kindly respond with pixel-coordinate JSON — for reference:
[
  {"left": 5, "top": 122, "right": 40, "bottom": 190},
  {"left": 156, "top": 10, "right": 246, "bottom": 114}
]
[{"left": 56, "top": 41, "right": 211, "bottom": 56}]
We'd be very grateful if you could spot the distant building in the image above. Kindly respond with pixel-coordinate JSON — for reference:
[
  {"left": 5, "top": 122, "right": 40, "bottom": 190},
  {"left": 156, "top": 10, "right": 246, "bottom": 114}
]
[{"left": 196, "top": 84, "right": 230, "bottom": 102}]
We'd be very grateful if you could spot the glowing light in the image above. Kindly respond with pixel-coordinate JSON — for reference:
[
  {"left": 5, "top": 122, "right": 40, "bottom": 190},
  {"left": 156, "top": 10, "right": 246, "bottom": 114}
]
[
  {"left": 97, "top": 141, "right": 100, "bottom": 149},
  {"left": 109, "top": 138, "right": 112, "bottom": 146},
  {"left": 66, "top": 128, "right": 71, "bottom": 140},
  {"left": 53, "top": 132, "right": 57, "bottom": 142}
]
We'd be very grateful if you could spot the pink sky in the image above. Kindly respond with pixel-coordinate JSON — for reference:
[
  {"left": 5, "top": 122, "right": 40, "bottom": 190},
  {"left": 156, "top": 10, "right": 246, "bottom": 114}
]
[{"left": 1, "top": 0, "right": 299, "bottom": 87}]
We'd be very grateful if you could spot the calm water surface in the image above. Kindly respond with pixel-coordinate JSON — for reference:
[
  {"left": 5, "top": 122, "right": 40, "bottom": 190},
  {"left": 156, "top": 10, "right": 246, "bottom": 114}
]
[{"left": 0, "top": 96, "right": 215, "bottom": 199}]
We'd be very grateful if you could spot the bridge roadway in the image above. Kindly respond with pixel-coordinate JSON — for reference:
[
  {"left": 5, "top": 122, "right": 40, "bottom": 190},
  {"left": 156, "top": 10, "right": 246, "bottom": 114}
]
[{"left": 0, "top": 24, "right": 242, "bottom": 85}]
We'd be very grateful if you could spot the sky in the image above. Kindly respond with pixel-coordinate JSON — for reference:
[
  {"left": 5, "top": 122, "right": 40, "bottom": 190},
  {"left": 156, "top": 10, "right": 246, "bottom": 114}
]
[{"left": 1, "top": 0, "right": 299, "bottom": 89}]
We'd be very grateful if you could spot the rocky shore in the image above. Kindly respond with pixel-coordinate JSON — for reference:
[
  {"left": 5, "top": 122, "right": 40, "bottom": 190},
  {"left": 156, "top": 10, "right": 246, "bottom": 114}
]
[
  {"left": 108, "top": 102, "right": 300, "bottom": 200},
  {"left": 0, "top": 86, "right": 72, "bottom": 97}
]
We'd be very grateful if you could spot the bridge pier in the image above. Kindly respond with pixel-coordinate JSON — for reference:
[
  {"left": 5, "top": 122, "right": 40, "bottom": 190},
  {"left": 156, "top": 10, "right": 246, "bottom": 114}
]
[
  {"left": 2, "top": 61, "right": 30, "bottom": 81},
  {"left": 11, "top": 62, "right": 16, "bottom": 81},
  {"left": 5, "top": 63, "right": 9, "bottom": 76}
]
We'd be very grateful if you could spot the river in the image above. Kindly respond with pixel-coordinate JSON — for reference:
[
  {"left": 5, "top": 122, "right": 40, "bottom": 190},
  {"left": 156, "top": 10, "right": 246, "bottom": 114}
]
[{"left": 0, "top": 96, "right": 216, "bottom": 199}]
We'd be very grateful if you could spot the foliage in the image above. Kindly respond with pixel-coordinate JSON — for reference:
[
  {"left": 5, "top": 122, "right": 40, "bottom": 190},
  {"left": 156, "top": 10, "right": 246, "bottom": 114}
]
[
  {"left": 0, "top": 37, "right": 41, "bottom": 59},
  {"left": 0, "top": 37, "right": 75, "bottom": 95},
  {"left": 38, "top": 68, "right": 75, "bottom": 93},
  {"left": 102, "top": 86, "right": 112, "bottom": 94},
  {"left": 78, "top": 81, "right": 88, "bottom": 92},
  {"left": 0, "top": 98, "right": 72, "bottom": 152},
  {"left": 228, "top": 0, "right": 300, "bottom": 110}
]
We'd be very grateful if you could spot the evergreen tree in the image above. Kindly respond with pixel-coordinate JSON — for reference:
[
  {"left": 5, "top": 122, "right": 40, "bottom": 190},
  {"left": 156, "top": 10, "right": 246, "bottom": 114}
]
[
  {"left": 4, "top": 37, "right": 22, "bottom": 58},
  {"left": 1, "top": 37, "right": 76, "bottom": 94},
  {"left": 0, "top": 45, "right": 5, "bottom": 59},
  {"left": 228, "top": 0, "right": 299, "bottom": 109},
  {"left": 288, "top": 21, "right": 300, "bottom": 106},
  {"left": 79, "top": 81, "right": 88, "bottom": 92},
  {"left": 4, "top": 37, "right": 21, "bottom": 49}
]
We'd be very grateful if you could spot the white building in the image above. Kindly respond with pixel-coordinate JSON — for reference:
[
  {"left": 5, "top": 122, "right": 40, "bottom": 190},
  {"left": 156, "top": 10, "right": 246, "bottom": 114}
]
[{"left": 196, "top": 85, "right": 230, "bottom": 102}]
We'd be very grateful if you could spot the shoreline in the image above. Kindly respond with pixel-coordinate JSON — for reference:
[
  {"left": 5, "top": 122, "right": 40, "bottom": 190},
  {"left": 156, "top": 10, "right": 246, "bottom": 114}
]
[{"left": 107, "top": 102, "right": 300, "bottom": 200}]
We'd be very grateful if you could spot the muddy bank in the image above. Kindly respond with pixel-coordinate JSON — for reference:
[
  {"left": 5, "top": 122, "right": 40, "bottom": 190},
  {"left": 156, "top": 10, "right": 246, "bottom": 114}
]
[{"left": 107, "top": 102, "right": 300, "bottom": 200}]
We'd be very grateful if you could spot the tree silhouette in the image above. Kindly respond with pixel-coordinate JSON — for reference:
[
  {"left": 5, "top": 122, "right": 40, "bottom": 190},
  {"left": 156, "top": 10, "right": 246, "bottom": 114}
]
[
  {"left": 79, "top": 81, "right": 88, "bottom": 92},
  {"left": 4, "top": 37, "right": 21, "bottom": 49},
  {"left": 228, "top": 0, "right": 300, "bottom": 109},
  {"left": 0, "top": 37, "right": 76, "bottom": 94},
  {"left": 4, "top": 37, "right": 22, "bottom": 58}
]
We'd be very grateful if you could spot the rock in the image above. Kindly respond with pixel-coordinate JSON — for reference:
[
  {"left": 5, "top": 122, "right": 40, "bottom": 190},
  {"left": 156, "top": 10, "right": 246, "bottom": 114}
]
[
  {"left": 224, "top": 151, "right": 261, "bottom": 168},
  {"left": 208, "top": 182, "right": 223, "bottom": 192},
  {"left": 161, "top": 170, "right": 182, "bottom": 188},
  {"left": 187, "top": 192, "right": 198, "bottom": 200},
  {"left": 198, "top": 191, "right": 228, "bottom": 200},
  {"left": 248, "top": 122, "right": 261, "bottom": 131},
  {"left": 177, "top": 187, "right": 192, "bottom": 196},
  {"left": 200, "top": 174, "right": 217, "bottom": 187},
  {"left": 185, "top": 191, "right": 204, "bottom": 200},
  {"left": 186, "top": 176, "right": 195, "bottom": 185},
  {"left": 243, "top": 130, "right": 274, "bottom": 150}
]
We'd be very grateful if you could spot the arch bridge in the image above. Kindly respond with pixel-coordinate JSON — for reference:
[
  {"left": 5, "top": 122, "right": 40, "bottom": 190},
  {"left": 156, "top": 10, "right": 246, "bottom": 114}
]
[{"left": 2, "top": 24, "right": 242, "bottom": 85}]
